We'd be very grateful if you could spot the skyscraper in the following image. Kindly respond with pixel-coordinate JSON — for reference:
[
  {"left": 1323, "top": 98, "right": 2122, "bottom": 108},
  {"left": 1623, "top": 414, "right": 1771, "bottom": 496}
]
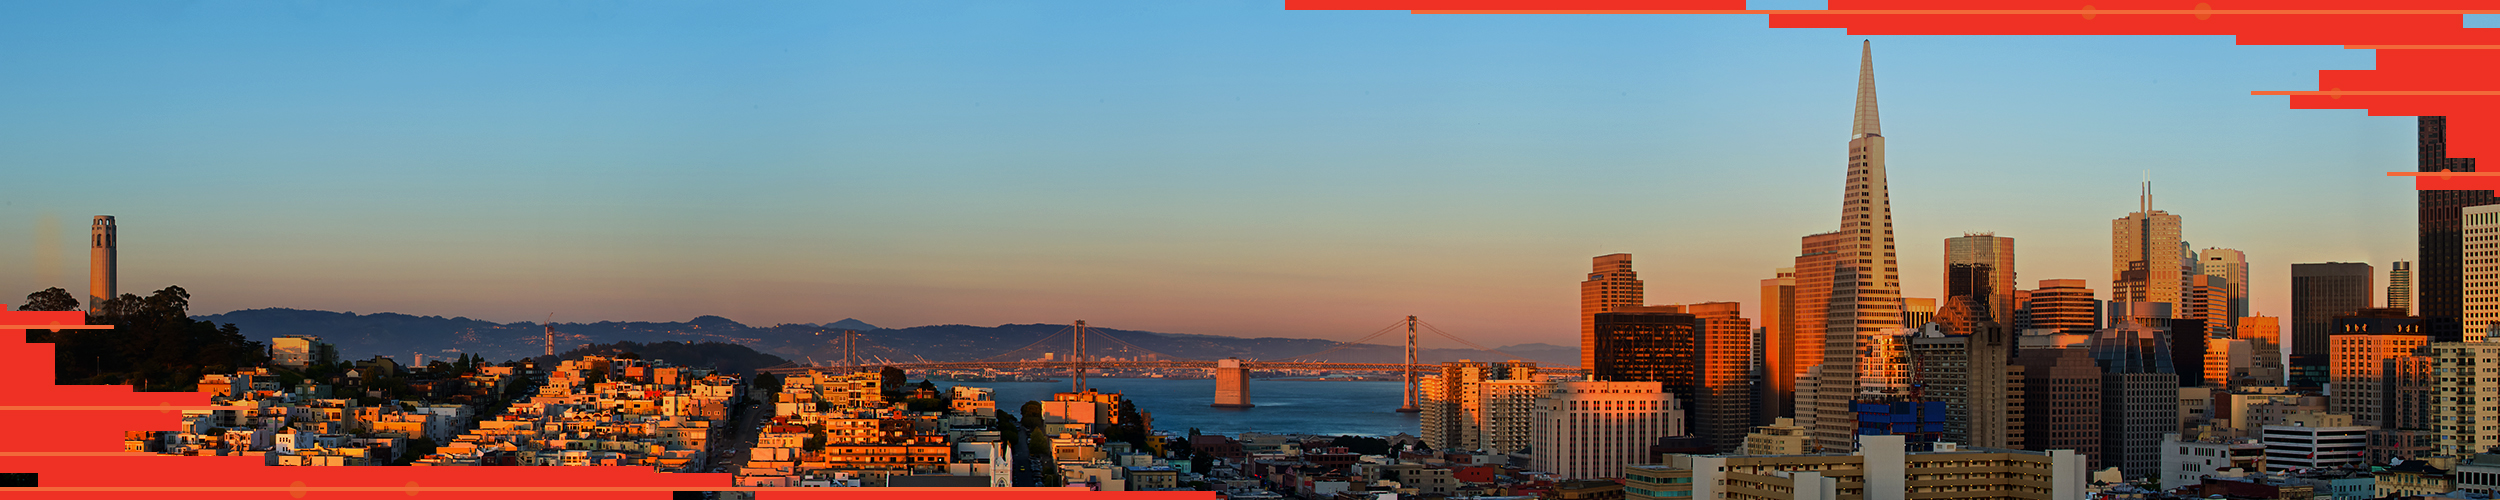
[
  {"left": 2184, "top": 274, "right": 2232, "bottom": 338},
  {"left": 2419, "top": 116, "right": 2495, "bottom": 343},
  {"left": 2026, "top": 279, "right": 2100, "bottom": 335},
  {"left": 1946, "top": 234, "right": 2018, "bottom": 329},
  {"left": 2201, "top": 248, "right": 2252, "bottom": 328},
  {"left": 2463, "top": 205, "right": 2500, "bottom": 342},
  {"left": 2017, "top": 347, "right": 2104, "bottom": 470},
  {"left": 89, "top": 215, "right": 115, "bottom": 309},
  {"left": 2326, "top": 312, "right": 2426, "bottom": 429},
  {"left": 1581, "top": 253, "right": 1644, "bottom": 369},
  {"left": 1911, "top": 297, "right": 2018, "bottom": 448},
  {"left": 2390, "top": 260, "right": 2413, "bottom": 315},
  {"left": 1760, "top": 268, "right": 1799, "bottom": 420},
  {"left": 1591, "top": 306, "right": 1696, "bottom": 385},
  {"left": 2291, "top": 262, "right": 2374, "bottom": 383},
  {"left": 1808, "top": 41, "right": 1905, "bottom": 452},
  {"left": 2113, "top": 183, "right": 2185, "bottom": 313},
  {"left": 1686, "top": 302, "right": 1757, "bottom": 454},
  {"left": 2090, "top": 321, "right": 2181, "bottom": 480},
  {"left": 2241, "top": 315, "right": 2286, "bottom": 385}
]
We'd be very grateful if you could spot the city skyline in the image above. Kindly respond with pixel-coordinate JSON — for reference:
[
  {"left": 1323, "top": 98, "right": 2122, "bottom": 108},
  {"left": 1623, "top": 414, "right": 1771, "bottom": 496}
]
[{"left": 0, "top": 2, "right": 2421, "bottom": 348}]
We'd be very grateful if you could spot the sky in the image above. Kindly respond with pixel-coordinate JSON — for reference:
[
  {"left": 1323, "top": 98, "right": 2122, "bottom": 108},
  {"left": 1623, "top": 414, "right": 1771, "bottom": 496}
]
[{"left": 0, "top": 1, "right": 2438, "bottom": 350}]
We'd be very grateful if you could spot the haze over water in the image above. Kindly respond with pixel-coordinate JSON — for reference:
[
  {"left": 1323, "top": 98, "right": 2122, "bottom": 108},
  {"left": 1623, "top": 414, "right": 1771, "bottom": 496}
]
[{"left": 952, "top": 378, "right": 1419, "bottom": 438}]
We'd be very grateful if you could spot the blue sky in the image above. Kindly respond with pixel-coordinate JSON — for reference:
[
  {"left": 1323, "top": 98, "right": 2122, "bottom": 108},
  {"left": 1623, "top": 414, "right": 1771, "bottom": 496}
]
[{"left": 0, "top": 1, "right": 2422, "bottom": 347}]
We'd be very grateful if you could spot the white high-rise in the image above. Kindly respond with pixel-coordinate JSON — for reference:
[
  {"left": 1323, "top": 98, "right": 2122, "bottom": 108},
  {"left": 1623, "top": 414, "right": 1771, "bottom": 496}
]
[
  {"left": 2464, "top": 205, "right": 2500, "bottom": 342},
  {"left": 1531, "top": 381, "right": 1683, "bottom": 479}
]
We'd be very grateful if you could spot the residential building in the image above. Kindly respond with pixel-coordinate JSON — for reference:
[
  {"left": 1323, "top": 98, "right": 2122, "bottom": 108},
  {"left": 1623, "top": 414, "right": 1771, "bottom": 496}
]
[
  {"left": 2466, "top": 205, "right": 2500, "bottom": 342},
  {"left": 1744, "top": 418, "right": 1810, "bottom": 456},
  {"left": 1417, "top": 360, "right": 1540, "bottom": 453},
  {"left": 2434, "top": 342, "right": 2500, "bottom": 458},
  {"left": 2376, "top": 461, "right": 2454, "bottom": 498},
  {"left": 1625, "top": 435, "right": 2087, "bottom": 500},
  {"left": 1530, "top": 381, "right": 1683, "bottom": 479}
]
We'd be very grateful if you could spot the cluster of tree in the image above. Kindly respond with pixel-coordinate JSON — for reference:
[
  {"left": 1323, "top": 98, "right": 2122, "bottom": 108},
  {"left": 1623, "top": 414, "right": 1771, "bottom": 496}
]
[
  {"left": 554, "top": 340, "right": 791, "bottom": 375},
  {"left": 1164, "top": 430, "right": 1215, "bottom": 476},
  {"left": 1100, "top": 399, "right": 1156, "bottom": 455},
  {"left": 1328, "top": 435, "right": 1394, "bottom": 456},
  {"left": 21, "top": 286, "right": 270, "bottom": 392},
  {"left": 1019, "top": 401, "right": 1061, "bottom": 486}
]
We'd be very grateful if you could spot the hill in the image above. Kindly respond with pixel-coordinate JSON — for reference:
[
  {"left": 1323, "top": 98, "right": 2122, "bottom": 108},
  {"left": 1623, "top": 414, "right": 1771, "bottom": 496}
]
[{"left": 193, "top": 308, "right": 1579, "bottom": 367}]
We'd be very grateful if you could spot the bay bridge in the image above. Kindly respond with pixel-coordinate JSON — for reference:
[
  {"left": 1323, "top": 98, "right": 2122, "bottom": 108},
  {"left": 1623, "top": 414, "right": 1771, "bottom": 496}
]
[{"left": 757, "top": 316, "right": 1581, "bottom": 411}]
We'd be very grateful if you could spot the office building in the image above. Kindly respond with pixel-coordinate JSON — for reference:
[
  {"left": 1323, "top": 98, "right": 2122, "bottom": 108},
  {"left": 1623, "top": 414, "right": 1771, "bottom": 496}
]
[
  {"left": 2112, "top": 183, "right": 2186, "bottom": 312},
  {"left": 1909, "top": 298, "right": 2021, "bottom": 448},
  {"left": 2018, "top": 347, "right": 2104, "bottom": 471},
  {"left": 2392, "top": 260, "right": 2414, "bottom": 315},
  {"left": 2419, "top": 116, "right": 2495, "bottom": 343},
  {"left": 1581, "top": 253, "right": 1644, "bottom": 370},
  {"left": 2026, "top": 279, "right": 2100, "bottom": 335},
  {"left": 270, "top": 335, "right": 335, "bottom": 370},
  {"left": 2434, "top": 342, "right": 2500, "bottom": 458},
  {"left": 2243, "top": 315, "right": 2286, "bottom": 385},
  {"left": 2465, "top": 205, "right": 2500, "bottom": 342},
  {"left": 2186, "top": 274, "right": 2234, "bottom": 338},
  {"left": 1593, "top": 304, "right": 1753, "bottom": 453},
  {"left": 2292, "top": 262, "right": 2374, "bottom": 381},
  {"left": 1417, "top": 360, "right": 1541, "bottom": 453},
  {"left": 1946, "top": 234, "right": 2018, "bottom": 329},
  {"left": 1686, "top": 302, "right": 1757, "bottom": 454},
  {"left": 2159, "top": 433, "right": 2267, "bottom": 491},
  {"left": 1762, "top": 268, "right": 1799, "bottom": 421},
  {"left": 1626, "top": 435, "right": 2087, "bottom": 500},
  {"left": 1807, "top": 41, "right": 1906, "bottom": 452},
  {"left": 2091, "top": 322, "right": 2181, "bottom": 480},
  {"left": 1902, "top": 298, "right": 1936, "bottom": 330},
  {"left": 2203, "top": 248, "right": 2253, "bottom": 328},
  {"left": 2263, "top": 424, "right": 2371, "bottom": 472},
  {"left": 1530, "top": 381, "right": 1682, "bottom": 479},
  {"left": 2328, "top": 312, "right": 2426, "bottom": 429},
  {"left": 89, "top": 215, "right": 115, "bottom": 308}
]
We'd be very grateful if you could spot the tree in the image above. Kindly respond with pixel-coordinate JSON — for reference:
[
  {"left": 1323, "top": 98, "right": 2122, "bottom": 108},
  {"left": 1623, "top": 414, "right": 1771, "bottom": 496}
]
[
  {"left": 878, "top": 366, "right": 906, "bottom": 400},
  {"left": 21, "top": 288, "right": 78, "bottom": 311},
  {"left": 1019, "top": 401, "right": 1045, "bottom": 432},
  {"left": 753, "top": 372, "right": 783, "bottom": 393},
  {"left": 29, "top": 285, "right": 268, "bottom": 391}
]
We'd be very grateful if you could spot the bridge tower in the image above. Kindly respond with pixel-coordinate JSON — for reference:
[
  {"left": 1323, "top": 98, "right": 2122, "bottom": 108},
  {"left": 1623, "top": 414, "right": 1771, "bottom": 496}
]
[
  {"left": 1397, "top": 315, "right": 1422, "bottom": 413},
  {"left": 1072, "top": 320, "right": 1089, "bottom": 393},
  {"left": 1212, "top": 358, "right": 1253, "bottom": 408},
  {"left": 839, "top": 329, "right": 861, "bottom": 374}
]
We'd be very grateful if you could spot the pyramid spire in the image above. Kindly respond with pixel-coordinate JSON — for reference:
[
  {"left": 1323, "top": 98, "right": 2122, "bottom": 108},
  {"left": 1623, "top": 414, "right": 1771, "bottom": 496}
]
[{"left": 1852, "top": 40, "right": 1880, "bottom": 138}]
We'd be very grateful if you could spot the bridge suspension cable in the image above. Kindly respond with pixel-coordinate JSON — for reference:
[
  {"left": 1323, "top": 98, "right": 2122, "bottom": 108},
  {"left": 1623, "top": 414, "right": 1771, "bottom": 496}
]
[
  {"left": 1272, "top": 319, "right": 1412, "bottom": 361},
  {"left": 1416, "top": 320, "right": 1529, "bottom": 361},
  {"left": 971, "top": 325, "right": 1076, "bottom": 363}
]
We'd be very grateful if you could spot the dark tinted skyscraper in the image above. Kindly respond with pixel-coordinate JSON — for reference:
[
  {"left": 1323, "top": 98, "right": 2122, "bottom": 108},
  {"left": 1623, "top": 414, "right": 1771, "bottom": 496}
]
[
  {"left": 1946, "top": 234, "right": 2017, "bottom": 327},
  {"left": 2419, "top": 116, "right": 2491, "bottom": 342},
  {"left": 2292, "top": 262, "right": 2374, "bottom": 381}
]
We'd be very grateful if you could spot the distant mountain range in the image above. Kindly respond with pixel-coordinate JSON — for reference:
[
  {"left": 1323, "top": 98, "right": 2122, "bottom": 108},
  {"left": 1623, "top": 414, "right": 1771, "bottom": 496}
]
[{"left": 192, "top": 308, "right": 1579, "bottom": 368}]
